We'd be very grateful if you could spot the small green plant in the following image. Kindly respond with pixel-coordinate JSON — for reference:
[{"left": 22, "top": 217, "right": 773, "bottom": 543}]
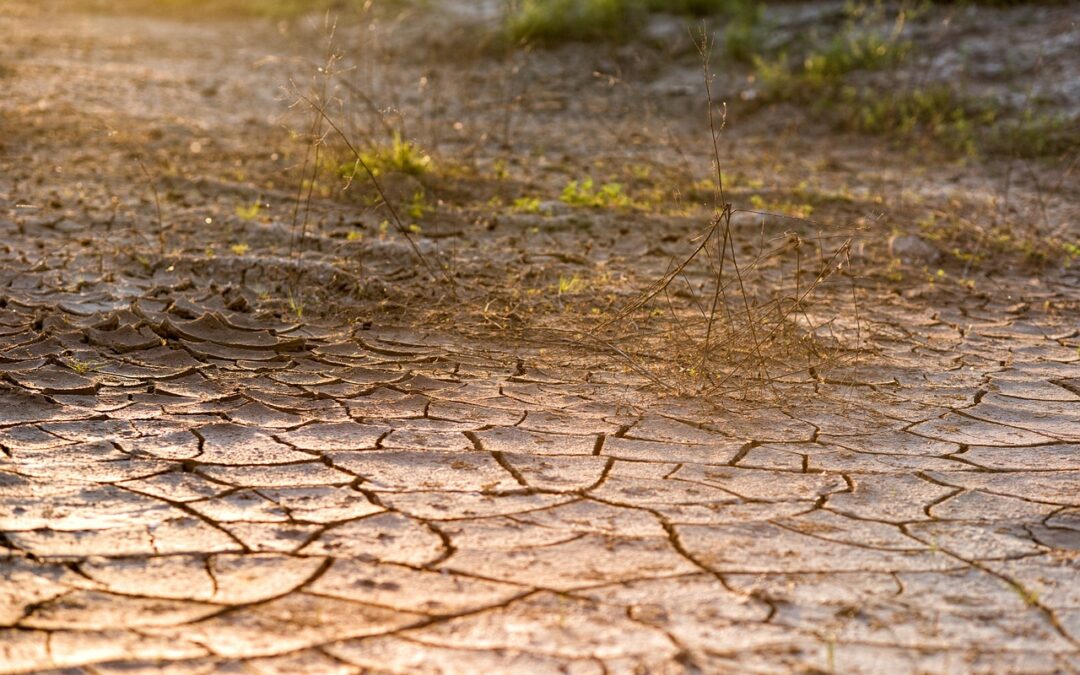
[
  {"left": 407, "top": 189, "right": 431, "bottom": 220},
  {"left": 560, "top": 177, "right": 632, "bottom": 209},
  {"left": 230, "top": 242, "right": 250, "bottom": 255},
  {"left": 236, "top": 201, "right": 261, "bottom": 221},
  {"left": 508, "top": 0, "right": 757, "bottom": 44},
  {"left": 345, "top": 131, "right": 432, "bottom": 178},
  {"left": 557, "top": 275, "right": 586, "bottom": 295},
  {"left": 287, "top": 293, "right": 304, "bottom": 320},
  {"left": 63, "top": 357, "right": 100, "bottom": 375},
  {"left": 511, "top": 196, "right": 542, "bottom": 213}
]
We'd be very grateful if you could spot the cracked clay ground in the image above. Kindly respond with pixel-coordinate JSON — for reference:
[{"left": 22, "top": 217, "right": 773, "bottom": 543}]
[{"left": 3, "top": 2, "right": 1080, "bottom": 674}]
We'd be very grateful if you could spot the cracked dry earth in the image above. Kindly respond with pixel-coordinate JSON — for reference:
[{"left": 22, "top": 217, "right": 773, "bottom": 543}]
[
  {"left": 2, "top": 261, "right": 1080, "bottom": 675},
  {"left": 4, "top": 8, "right": 1080, "bottom": 675}
]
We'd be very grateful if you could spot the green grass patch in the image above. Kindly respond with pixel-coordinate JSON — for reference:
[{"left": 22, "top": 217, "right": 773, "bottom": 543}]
[
  {"left": 74, "top": 0, "right": 414, "bottom": 20},
  {"left": 840, "top": 86, "right": 1076, "bottom": 158},
  {"left": 507, "top": 0, "right": 645, "bottom": 43},
  {"left": 754, "top": 31, "right": 910, "bottom": 99},
  {"left": 560, "top": 177, "right": 633, "bottom": 209},
  {"left": 918, "top": 211, "right": 1080, "bottom": 270},
  {"left": 722, "top": 0, "right": 765, "bottom": 63},
  {"left": 339, "top": 132, "right": 432, "bottom": 179},
  {"left": 507, "top": 0, "right": 762, "bottom": 44},
  {"left": 844, "top": 86, "right": 992, "bottom": 156},
  {"left": 746, "top": 6, "right": 1075, "bottom": 160}
]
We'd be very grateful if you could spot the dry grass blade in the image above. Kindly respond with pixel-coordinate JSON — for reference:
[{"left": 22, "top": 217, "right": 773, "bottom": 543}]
[
  {"left": 135, "top": 155, "right": 165, "bottom": 256},
  {"left": 299, "top": 93, "right": 453, "bottom": 291},
  {"left": 588, "top": 25, "right": 862, "bottom": 401}
]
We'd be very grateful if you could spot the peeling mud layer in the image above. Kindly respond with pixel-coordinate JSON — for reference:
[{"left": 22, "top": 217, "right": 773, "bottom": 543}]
[{"left": 2, "top": 1, "right": 1080, "bottom": 673}]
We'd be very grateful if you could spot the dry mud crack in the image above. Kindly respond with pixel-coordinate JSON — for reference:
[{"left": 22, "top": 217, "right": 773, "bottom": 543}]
[
  {"left": 2, "top": 2, "right": 1080, "bottom": 674},
  {"left": 2, "top": 236, "right": 1079, "bottom": 673}
]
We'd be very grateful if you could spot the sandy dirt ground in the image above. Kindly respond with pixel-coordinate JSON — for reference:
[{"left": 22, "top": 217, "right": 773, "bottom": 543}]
[{"left": 1, "top": 1, "right": 1079, "bottom": 672}]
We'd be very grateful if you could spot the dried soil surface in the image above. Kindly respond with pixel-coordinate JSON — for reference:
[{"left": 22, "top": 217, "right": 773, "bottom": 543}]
[{"left": 1, "top": 2, "right": 1079, "bottom": 673}]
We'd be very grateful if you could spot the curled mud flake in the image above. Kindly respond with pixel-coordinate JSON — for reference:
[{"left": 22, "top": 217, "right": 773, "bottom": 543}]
[
  {"left": 342, "top": 389, "right": 428, "bottom": 419},
  {"left": 959, "top": 444, "right": 1080, "bottom": 471},
  {"left": 197, "top": 462, "right": 352, "bottom": 489},
  {"left": 219, "top": 521, "right": 323, "bottom": 553},
  {"left": 179, "top": 339, "right": 291, "bottom": 362},
  {"left": 227, "top": 401, "right": 305, "bottom": 429},
  {"left": 7, "top": 518, "right": 241, "bottom": 558},
  {"left": 402, "top": 592, "right": 677, "bottom": 661},
  {"left": 329, "top": 450, "right": 521, "bottom": 493},
  {"left": 327, "top": 635, "right": 607, "bottom": 674},
  {"left": 302, "top": 512, "right": 445, "bottom": 566},
  {"left": 443, "top": 533, "right": 700, "bottom": 591},
  {"left": 311, "top": 559, "right": 525, "bottom": 616},
  {"left": 142, "top": 592, "right": 421, "bottom": 659},
  {"left": 963, "top": 394, "right": 1080, "bottom": 442},
  {"left": 426, "top": 400, "right": 523, "bottom": 427},
  {"left": 12, "top": 440, "right": 172, "bottom": 483},
  {"left": 56, "top": 297, "right": 128, "bottom": 317},
  {"left": 379, "top": 428, "right": 474, "bottom": 452},
  {"left": 86, "top": 324, "right": 163, "bottom": 353},
  {"left": 6, "top": 366, "right": 98, "bottom": 395},
  {"left": 278, "top": 421, "right": 389, "bottom": 452},
  {"left": 922, "top": 470, "right": 1080, "bottom": 508},
  {"left": 500, "top": 453, "right": 610, "bottom": 492},
  {"left": 257, "top": 485, "right": 383, "bottom": 523},
  {"left": 910, "top": 414, "right": 1057, "bottom": 447},
  {"left": 672, "top": 464, "right": 847, "bottom": 502},
  {"left": 268, "top": 369, "right": 336, "bottom": 387},
  {"left": 473, "top": 426, "right": 599, "bottom": 456},
  {"left": 188, "top": 488, "right": 292, "bottom": 524},
  {"left": 21, "top": 590, "right": 221, "bottom": 630},
  {"left": 122, "top": 346, "right": 204, "bottom": 370},
  {"left": 161, "top": 314, "right": 304, "bottom": 351},
  {"left": 827, "top": 474, "right": 957, "bottom": 523},
  {"left": 0, "top": 424, "right": 73, "bottom": 451},
  {"left": 778, "top": 509, "right": 926, "bottom": 551},
  {"left": 195, "top": 423, "right": 314, "bottom": 466},
  {"left": 590, "top": 464, "right": 741, "bottom": 508},
  {"left": 379, "top": 491, "right": 573, "bottom": 521},
  {"left": 677, "top": 521, "right": 956, "bottom": 574},
  {"left": 151, "top": 373, "right": 227, "bottom": 398}
]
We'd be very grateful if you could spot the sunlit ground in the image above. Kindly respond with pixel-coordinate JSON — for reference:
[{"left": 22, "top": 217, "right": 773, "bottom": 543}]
[{"left": 1, "top": 1, "right": 1079, "bottom": 672}]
